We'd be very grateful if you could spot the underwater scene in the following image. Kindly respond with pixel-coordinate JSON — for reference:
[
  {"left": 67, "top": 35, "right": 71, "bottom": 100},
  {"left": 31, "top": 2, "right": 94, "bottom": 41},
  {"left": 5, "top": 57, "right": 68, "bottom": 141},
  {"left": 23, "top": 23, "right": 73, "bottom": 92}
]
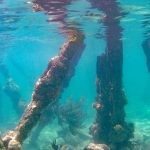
[{"left": 0, "top": 0, "right": 150, "bottom": 149}]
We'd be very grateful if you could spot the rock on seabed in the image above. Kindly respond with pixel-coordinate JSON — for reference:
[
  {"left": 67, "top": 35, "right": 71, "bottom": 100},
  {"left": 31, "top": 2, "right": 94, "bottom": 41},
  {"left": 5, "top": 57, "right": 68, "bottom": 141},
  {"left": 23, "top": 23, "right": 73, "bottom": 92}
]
[{"left": 84, "top": 143, "right": 110, "bottom": 150}]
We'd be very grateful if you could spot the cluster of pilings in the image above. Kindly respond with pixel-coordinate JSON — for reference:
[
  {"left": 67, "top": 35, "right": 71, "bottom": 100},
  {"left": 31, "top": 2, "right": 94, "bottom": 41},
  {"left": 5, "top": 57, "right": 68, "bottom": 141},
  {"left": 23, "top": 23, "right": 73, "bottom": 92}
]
[
  {"left": 89, "top": 0, "right": 134, "bottom": 149},
  {"left": 0, "top": 0, "right": 136, "bottom": 149}
]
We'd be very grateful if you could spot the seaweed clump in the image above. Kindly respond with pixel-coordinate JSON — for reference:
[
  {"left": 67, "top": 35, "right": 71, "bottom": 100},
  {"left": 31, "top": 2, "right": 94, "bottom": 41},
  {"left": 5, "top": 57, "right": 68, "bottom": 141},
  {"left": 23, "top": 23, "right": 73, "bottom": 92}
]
[{"left": 55, "top": 98, "right": 85, "bottom": 135}]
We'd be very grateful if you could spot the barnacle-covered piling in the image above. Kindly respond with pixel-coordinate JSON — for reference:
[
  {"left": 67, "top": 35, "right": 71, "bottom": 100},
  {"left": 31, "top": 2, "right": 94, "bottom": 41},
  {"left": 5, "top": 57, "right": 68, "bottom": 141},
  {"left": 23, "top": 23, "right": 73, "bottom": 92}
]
[
  {"left": 2, "top": 30, "right": 84, "bottom": 150},
  {"left": 89, "top": 0, "right": 134, "bottom": 149},
  {"left": 1, "top": 0, "right": 85, "bottom": 149}
]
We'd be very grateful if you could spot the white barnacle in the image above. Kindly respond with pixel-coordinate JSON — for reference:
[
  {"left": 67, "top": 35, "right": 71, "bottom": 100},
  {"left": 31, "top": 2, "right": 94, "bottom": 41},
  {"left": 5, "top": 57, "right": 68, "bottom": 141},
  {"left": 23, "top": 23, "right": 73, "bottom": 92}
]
[
  {"left": 46, "top": 70, "right": 51, "bottom": 77},
  {"left": 51, "top": 56, "right": 58, "bottom": 61},
  {"left": 36, "top": 78, "right": 41, "bottom": 86},
  {"left": 92, "top": 102, "right": 103, "bottom": 110},
  {"left": 31, "top": 101, "right": 37, "bottom": 109},
  {"left": 32, "top": 104, "right": 37, "bottom": 109}
]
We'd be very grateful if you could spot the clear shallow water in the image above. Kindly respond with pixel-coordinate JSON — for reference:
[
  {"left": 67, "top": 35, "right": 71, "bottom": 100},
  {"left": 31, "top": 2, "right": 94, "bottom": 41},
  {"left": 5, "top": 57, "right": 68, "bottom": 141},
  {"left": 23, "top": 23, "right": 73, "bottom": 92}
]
[{"left": 0, "top": 0, "right": 150, "bottom": 149}]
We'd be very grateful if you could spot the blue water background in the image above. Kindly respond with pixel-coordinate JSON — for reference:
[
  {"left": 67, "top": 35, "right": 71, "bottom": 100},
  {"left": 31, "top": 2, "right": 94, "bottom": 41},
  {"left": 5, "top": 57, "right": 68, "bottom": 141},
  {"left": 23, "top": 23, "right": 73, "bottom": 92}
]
[{"left": 0, "top": 0, "right": 150, "bottom": 148}]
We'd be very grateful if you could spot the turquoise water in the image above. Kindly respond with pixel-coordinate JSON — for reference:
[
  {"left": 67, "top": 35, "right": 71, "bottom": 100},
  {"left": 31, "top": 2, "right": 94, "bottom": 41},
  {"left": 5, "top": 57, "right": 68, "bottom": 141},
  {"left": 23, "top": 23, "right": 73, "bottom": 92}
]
[{"left": 0, "top": 0, "right": 150, "bottom": 149}]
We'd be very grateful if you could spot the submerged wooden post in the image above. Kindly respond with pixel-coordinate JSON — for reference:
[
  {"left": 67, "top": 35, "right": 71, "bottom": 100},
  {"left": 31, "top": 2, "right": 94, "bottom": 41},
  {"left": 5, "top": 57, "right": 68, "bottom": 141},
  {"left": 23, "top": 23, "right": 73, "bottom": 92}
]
[
  {"left": 2, "top": 30, "right": 85, "bottom": 150},
  {"left": 89, "top": 0, "right": 134, "bottom": 149},
  {"left": 1, "top": 0, "right": 85, "bottom": 149}
]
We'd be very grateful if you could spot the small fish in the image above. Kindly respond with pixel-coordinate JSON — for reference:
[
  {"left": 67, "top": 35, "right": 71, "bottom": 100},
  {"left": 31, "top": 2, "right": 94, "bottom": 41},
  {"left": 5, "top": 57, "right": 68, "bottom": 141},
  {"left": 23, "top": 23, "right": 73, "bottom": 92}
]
[
  {"left": 24, "top": 1, "right": 33, "bottom": 5},
  {"left": 124, "top": 5, "right": 146, "bottom": 11},
  {"left": 121, "top": 18, "right": 136, "bottom": 22}
]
